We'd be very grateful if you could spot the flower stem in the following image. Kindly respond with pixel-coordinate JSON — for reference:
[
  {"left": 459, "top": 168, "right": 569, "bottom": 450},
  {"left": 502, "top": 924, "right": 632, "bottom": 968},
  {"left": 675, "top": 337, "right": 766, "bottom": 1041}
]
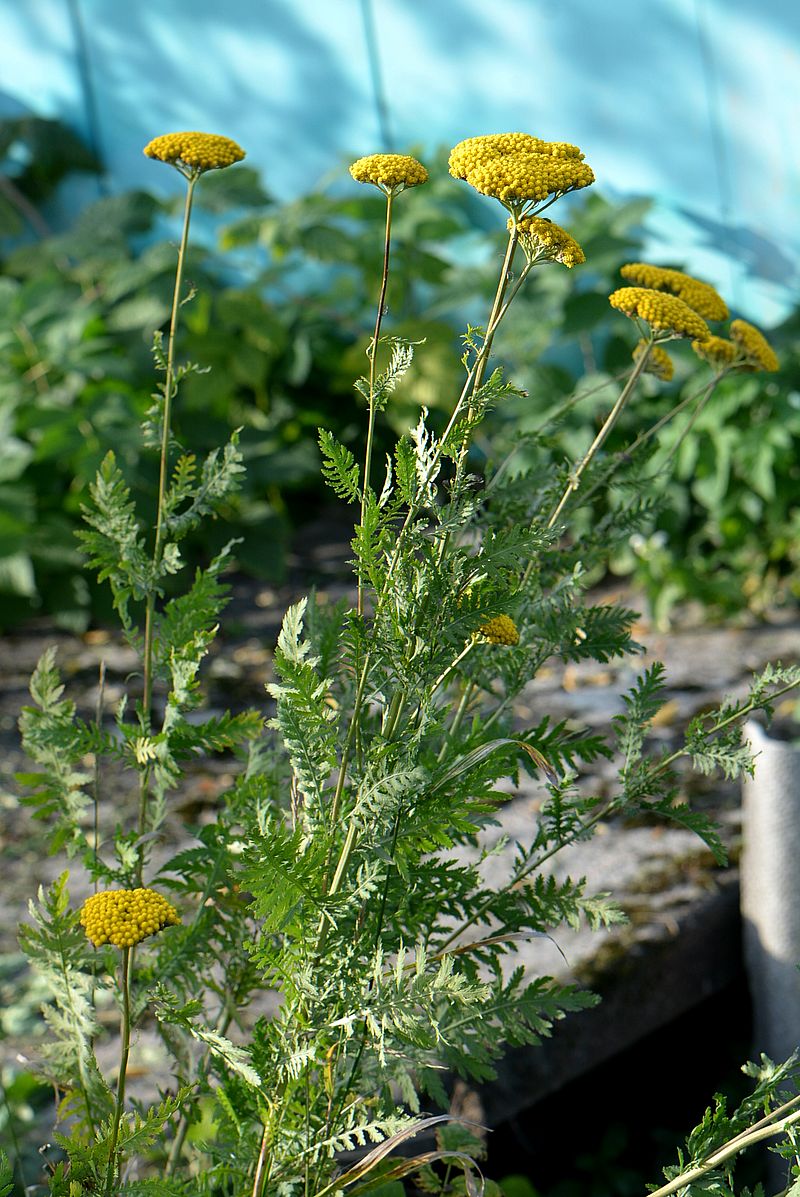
[
  {"left": 646, "top": 1097, "right": 800, "bottom": 1197},
  {"left": 358, "top": 189, "right": 395, "bottom": 616},
  {"left": 451, "top": 225, "right": 520, "bottom": 492},
  {"left": 319, "top": 222, "right": 528, "bottom": 934},
  {"left": 574, "top": 371, "right": 724, "bottom": 516},
  {"left": 438, "top": 680, "right": 476, "bottom": 762},
  {"left": 137, "top": 171, "right": 198, "bottom": 878},
  {"left": 252, "top": 1123, "right": 269, "bottom": 1197},
  {"left": 104, "top": 947, "right": 132, "bottom": 1197},
  {"left": 546, "top": 334, "right": 655, "bottom": 530}
]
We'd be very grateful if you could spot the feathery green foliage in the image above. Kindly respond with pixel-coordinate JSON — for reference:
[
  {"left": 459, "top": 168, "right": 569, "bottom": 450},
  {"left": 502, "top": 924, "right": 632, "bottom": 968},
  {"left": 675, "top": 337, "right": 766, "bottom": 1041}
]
[{"left": 11, "top": 127, "right": 798, "bottom": 1197}]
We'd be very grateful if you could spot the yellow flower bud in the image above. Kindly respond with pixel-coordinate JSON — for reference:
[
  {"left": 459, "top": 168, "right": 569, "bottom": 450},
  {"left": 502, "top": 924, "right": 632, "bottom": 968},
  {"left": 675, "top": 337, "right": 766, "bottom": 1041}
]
[
  {"left": 619, "top": 262, "right": 728, "bottom": 321},
  {"left": 476, "top": 615, "right": 520, "bottom": 646},
  {"left": 349, "top": 153, "right": 428, "bottom": 192},
  {"left": 80, "top": 888, "right": 180, "bottom": 949},
  {"left": 634, "top": 340, "right": 674, "bottom": 381},
  {"left": 512, "top": 215, "right": 585, "bottom": 267},
  {"left": 691, "top": 334, "right": 739, "bottom": 369},
  {"left": 729, "top": 319, "right": 779, "bottom": 372},
  {"left": 609, "top": 287, "right": 710, "bottom": 341},
  {"left": 143, "top": 131, "right": 245, "bottom": 174}
]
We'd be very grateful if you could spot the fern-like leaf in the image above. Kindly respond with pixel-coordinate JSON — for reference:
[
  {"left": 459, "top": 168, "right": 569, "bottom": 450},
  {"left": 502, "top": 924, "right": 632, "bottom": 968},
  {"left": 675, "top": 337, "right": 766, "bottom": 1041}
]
[{"left": 319, "top": 428, "right": 360, "bottom": 502}]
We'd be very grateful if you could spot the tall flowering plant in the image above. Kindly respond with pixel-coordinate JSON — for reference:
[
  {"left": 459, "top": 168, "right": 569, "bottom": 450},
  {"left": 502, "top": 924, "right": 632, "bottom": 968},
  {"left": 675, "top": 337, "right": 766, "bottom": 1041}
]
[{"left": 8, "top": 128, "right": 800, "bottom": 1197}]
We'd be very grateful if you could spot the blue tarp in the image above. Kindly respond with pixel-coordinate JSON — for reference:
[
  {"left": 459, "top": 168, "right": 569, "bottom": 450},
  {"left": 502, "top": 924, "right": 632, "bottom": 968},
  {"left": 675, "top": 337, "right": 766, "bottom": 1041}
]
[{"left": 2, "top": 0, "right": 798, "bottom": 322}]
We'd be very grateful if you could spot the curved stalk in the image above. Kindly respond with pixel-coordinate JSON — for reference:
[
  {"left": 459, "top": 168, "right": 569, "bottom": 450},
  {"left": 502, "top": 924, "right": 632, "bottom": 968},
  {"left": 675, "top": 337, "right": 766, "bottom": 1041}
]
[
  {"left": 438, "top": 680, "right": 476, "bottom": 762},
  {"left": 646, "top": 1097, "right": 800, "bottom": 1197},
  {"left": 252, "top": 1123, "right": 269, "bottom": 1197},
  {"left": 647, "top": 371, "right": 720, "bottom": 479},
  {"left": 137, "top": 171, "right": 198, "bottom": 876},
  {"left": 358, "top": 189, "right": 395, "bottom": 615},
  {"left": 104, "top": 947, "right": 132, "bottom": 1197},
  {"left": 573, "top": 369, "right": 726, "bottom": 516},
  {"left": 546, "top": 334, "right": 655, "bottom": 530},
  {"left": 313, "top": 809, "right": 405, "bottom": 1194},
  {"left": 450, "top": 225, "right": 520, "bottom": 494}
]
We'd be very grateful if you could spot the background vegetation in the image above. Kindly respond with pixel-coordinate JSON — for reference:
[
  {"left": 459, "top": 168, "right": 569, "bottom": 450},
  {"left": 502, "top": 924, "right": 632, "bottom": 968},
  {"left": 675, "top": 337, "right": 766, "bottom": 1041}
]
[{"left": 1, "top": 118, "right": 797, "bottom": 632}]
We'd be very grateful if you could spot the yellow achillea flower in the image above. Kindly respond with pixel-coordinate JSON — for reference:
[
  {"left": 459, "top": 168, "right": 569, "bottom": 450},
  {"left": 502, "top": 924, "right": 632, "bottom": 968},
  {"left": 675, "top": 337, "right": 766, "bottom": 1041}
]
[
  {"left": 476, "top": 615, "right": 520, "bottom": 646},
  {"left": 449, "top": 133, "right": 584, "bottom": 176},
  {"left": 620, "top": 262, "right": 728, "bottom": 321},
  {"left": 449, "top": 133, "right": 593, "bottom": 210},
  {"left": 143, "top": 131, "right": 245, "bottom": 175},
  {"left": 512, "top": 215, "right": 586, "bottom": 267},
  {"left": 608, "top": 287, "right": 710, "bottom": 341},
  {"left": 634, "top": 340, "right": 674, "bottom": 381},
  {"left": 462, "top": 152, "right": 593, "bottom": 207},
  {"left": 691, "top": 335, "right": 739, "bottom": 370},
  {"left": 81, "top": 888, "right": 180, "bottom": 949},
  {"left": 730, "top": 319, "right": 779, "bottom": 372},
  {"left": 349, "top": 153, "right": 428, "bottom": 192}
]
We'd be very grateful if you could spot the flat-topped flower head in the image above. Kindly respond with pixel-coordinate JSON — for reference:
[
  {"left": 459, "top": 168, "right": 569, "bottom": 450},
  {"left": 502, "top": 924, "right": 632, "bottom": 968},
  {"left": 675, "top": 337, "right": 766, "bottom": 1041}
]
[
  {"left": 609, "top": 286, "right": 710, "bottom": 341},
  {"left": 512, "top": 215, "right": 585, "bottom": 267},
  {"left": 143, "top": 132, "right": 245, "bottom": 176},
  {"left": 691, "top": 335, "right": 739, "bottom": 370},
  {"left": 81, "top": 888, "right": 180, "bottom": 949},
  {"left": 349, "top": 153, "right": 428, "bottom": 194},
  {"left": 449, "top": 133, "right": 593, "bottom": 214},
  {"left": 449, "top": 132, "right": 584, "bottom": 177},
  {"left": 476, "top": 614, "right": 520, "bottom": 646},
  {"left": 634, "top": 340, "right": 674, "bottom": 381},
  {"left": 730, "top": 319, "right": 779, "bottom": 372},
  {"left": 620, "top": 262, "right": 728, "bottom": 321}
]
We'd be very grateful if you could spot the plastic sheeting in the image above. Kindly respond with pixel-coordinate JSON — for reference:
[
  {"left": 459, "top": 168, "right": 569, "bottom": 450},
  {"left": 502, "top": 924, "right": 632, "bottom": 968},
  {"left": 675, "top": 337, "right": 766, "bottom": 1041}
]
[{"left": 742, "top": 720, "right": 800, "bottom": 1065}]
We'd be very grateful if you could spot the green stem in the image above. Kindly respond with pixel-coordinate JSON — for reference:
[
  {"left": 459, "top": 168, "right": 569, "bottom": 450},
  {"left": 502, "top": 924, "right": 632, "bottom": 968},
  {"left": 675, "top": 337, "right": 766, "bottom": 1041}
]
[
  {"left": 252, "top": 1123, "right": 270, "bottom": 1197},
  {"left": 438, "top": 680, "right": 476, "bottom": 762},
  {"left": 653, "top": 677, "right": 800, "bottom": 781},
  {"left": 358, "top": 189, "right": 395, "bottom": 616},
  {"left": 318, "top": 221, "right": 530, "bottom": 940},
  {"left": 104, "top": 947, "right": 132, "bottom": 1197},
  {"left": 430, "top": 641, "right": 475, "bottom": 696},
  {"left": 647, "top": 372, "right": 719, "bottom": 478},
  {"left": 315, "top": 810, "right": 404, "bottom": 1192},
  {"left": 545, "top": 334, "right": 655, "bottom": 531},
  {"left": 381, "top": 690, "right": 406, "bottom": 739},
  {"left": 137, "top": 170, "right": 198, "bottom": 880},
  {"left": 646, "top": 1099, "right": 800, "bottom": 1197},
  {"left": 450, "top": 226, "right": 520, "bottom": 495},
  {"left": 166, "top": 1003, "right": 234, "bottom": 1172},
  {"left": 484, "top": 369, "right": 628, "bottom": 498},
  {"left": 474, "top": 225, "right": 520, "bottom": 396},
  {"left": 573, "top": 370, "right": 725, "bottom": 516}
]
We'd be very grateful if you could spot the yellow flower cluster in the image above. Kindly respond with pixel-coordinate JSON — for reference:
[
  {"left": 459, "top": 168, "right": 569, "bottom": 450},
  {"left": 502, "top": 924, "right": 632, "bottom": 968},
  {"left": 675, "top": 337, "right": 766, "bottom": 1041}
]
[
  {"left": 449, "top": 133, "right": 593, "bottom": 209},
  {"left": 512, "top": 215, "right": 585, "bottom": 267},
  {"left": 349, "top": 153, "right": 428, "bottom": 192},
  {"left": 620, "top": 262, "right": 728, "bottom": 321},
  {"left": 608, "top": 287, "right": 710, "bottom": 341},
  {"left": 730, "top": 319, "right": 779, "bottom": 372},
  {"left": 691, "top": 335, "right": 739, "bottom": 369},
  {"left": 449, "top": 133, "right": 584, "bottom": 174},
  {"left": 477, "top": 615, "right": 520, "bottom": 646},
  {"left": 81, "top": 888, "right": 180, "bottom": 949},
  {"left": 143, "top": 132, "right": 245, "bottom": 174},
  {"left": 634, "top": 340, "right": 674, "bottom": 381}
]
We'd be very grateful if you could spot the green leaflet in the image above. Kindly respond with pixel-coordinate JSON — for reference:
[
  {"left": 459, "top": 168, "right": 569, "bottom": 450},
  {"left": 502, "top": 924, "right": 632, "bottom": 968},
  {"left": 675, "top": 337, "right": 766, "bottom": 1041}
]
[{"left": 319, "top": 428, "right": 360, "bottom": 503}]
